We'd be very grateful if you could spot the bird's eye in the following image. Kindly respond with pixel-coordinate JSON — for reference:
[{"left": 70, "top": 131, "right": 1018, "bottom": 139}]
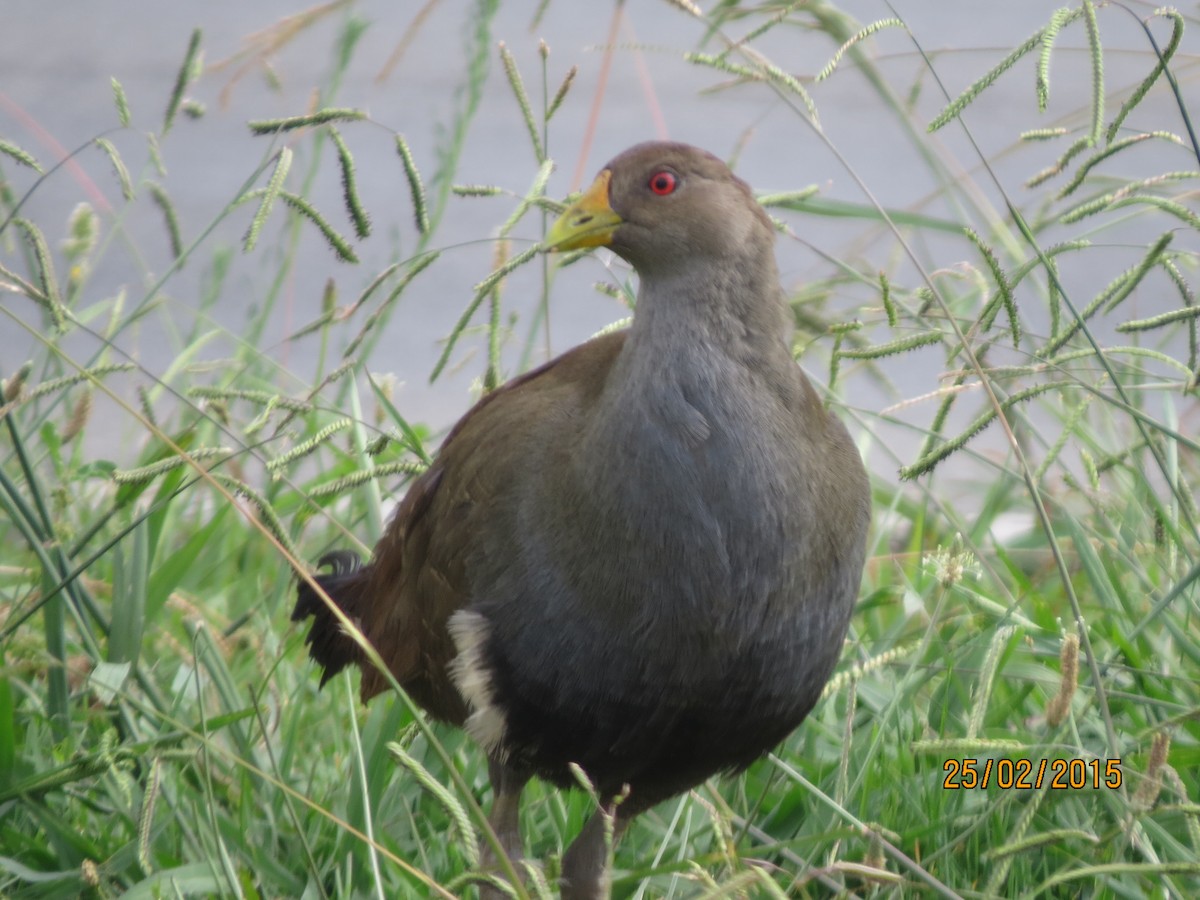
[{"left": 648, "top": 171, "right": 677, "bottom": 196}]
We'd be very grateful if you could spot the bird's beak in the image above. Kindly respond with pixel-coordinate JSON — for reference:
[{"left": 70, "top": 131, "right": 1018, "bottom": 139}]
[{"left": 544, "top": 170, "right": 623, "bottom": 251}]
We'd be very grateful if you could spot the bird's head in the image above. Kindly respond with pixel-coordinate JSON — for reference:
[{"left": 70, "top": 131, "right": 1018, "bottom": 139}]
[{"left": 545, "top": 141, "right": 774, "bottom": 277}]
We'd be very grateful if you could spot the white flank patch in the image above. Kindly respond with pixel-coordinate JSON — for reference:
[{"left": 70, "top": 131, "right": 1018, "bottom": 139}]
[{"left": 447, "top": 610, "right": 507, "bottom": 755}]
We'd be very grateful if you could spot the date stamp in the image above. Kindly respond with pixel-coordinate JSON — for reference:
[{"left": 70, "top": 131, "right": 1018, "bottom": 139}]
[{"left": 943, "top": 758, "right": 1122, "bottom": 790}]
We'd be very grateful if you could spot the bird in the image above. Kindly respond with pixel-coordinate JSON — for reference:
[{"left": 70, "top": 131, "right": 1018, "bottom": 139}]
[{"left": 292, "top": 141, "right": 871, "bottom": 899}]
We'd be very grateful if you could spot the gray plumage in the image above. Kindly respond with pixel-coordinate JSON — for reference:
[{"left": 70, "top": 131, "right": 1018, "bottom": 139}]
[{"left": 293, "top": 141, "right": 871, "bottom": 899}]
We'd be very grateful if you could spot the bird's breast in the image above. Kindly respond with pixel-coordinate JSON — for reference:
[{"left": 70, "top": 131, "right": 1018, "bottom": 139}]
[{"left": 450, "top": 343, "right": 862, "bottom": 788}]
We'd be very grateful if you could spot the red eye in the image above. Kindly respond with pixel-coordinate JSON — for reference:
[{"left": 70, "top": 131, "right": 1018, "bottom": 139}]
[{"left": 648, "top": 171, "right": 677, "bottom": 195}]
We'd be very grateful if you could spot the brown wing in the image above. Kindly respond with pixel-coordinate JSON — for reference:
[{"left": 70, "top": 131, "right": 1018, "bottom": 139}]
[{"left": 351, "top": 329, "right": 628, "bottom": 717}]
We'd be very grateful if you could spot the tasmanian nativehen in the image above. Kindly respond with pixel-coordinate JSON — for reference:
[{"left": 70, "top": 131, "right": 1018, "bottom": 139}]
[{"left": 293, "top": 141, "right": 871, "bottom": 898}]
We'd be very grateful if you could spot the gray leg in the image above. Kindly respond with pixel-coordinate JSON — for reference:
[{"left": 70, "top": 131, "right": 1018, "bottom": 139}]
[
  {"left": 479, "top": 759, "right": 530, "bottom": 899},
  {"left": 560, "top": 804, "right": 630, "bottom": 900}
]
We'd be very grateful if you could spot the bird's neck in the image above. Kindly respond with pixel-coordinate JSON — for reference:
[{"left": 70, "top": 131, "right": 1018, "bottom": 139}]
[
  {"left": 579, "top": 249, "right": 800, "bottom": 460},
  {"left": 627, "top": 249, "right": 793, "bottom": 372}
]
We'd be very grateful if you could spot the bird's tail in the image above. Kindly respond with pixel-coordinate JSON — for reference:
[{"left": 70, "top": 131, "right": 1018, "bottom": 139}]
[{"left": 292, "top": 550, "right": 372, "bottom": 687}]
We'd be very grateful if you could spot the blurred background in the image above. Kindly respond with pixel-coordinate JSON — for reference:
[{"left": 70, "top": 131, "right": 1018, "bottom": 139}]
[{"left": 6, "top": 0, "right": 1183, "bottom": 479}]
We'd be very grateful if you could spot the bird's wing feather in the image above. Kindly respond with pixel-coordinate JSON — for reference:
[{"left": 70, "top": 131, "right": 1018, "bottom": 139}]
[{"left": 355, "top": 330, "right": 628, "bottom": 710}]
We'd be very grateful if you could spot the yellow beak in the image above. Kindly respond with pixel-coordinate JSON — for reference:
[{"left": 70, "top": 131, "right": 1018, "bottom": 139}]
[{"left": 544, "top": 170, "right": 623, "bottom": 251}]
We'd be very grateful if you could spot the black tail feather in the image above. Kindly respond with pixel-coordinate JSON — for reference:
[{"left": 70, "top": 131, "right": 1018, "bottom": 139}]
[{"left": 292, "top": 550, "right": 371, "bottom": 687}]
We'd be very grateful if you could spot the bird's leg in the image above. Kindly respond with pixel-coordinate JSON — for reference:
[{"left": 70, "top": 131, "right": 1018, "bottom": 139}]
[
  {"left": 478, "top": 758, "right": 530, "bottom": 898},
  {"left": 560, "top": 800, "right": 631, "bottom": 900}
]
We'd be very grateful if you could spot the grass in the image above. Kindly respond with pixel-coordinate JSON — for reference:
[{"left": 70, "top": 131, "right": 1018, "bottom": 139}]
[{"left": 2, "top": 1, "right": 1199, "bottom": 897}]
